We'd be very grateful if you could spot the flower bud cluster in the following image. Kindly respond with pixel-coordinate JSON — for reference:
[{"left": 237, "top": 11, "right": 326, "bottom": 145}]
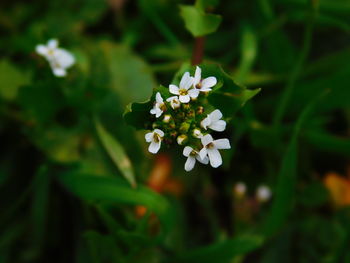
[{"left": 145, "top": 66, "right": 231, "bottom": 172}]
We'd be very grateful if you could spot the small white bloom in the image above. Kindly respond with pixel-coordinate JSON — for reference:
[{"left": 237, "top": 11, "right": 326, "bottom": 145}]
[
  {"left": 201, "top": 109, "right": 226, "bottom": 132},
  {"left": 145, "top": 129, "right": 164, "bottom": 154},
  {"left": 193, "top": 66, "right": 217, "bottom": 92},
  {"left": 36, "top": 39, "right": 75, "bottom": 77},
  {"left": 166, "top": 96, "right": 181, "bottom": 109},
  {"left": 192, "top": 128, "right": 203, "bottom": 138},
  {"left": 256, "top": 185, "right": 272, "bottom": 203},
  {"left": 177, "top": 134, "right": 188, "bottom": 145},
  {"left": 150, "top": 92, "right": 165, "bottom": 118},
  {"left": 233, "top": 182, "right": 247, "bottom": 198},
  {"left": 169, "top": 72, "right": 198, "bottom": 103},
  {"left": 183, "top": 146, "right": 209, "bottom": 172},
  {"left": 199, "top": 134, "right": 231, "bottom": 168}
]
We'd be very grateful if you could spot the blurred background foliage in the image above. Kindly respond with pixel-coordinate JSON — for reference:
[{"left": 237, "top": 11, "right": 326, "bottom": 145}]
[{"left": 0, "top": 0, "right": 350, "bottom": 262}]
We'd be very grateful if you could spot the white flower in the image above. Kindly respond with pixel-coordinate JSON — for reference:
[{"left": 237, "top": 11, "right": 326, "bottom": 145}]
[
  {"left": 233, "top": 182, "right": 247, "bottom": 198},
  {"left": 169, "top": 72, "right": 198, "bottom": 103},
  {"left": 166, "top": 96, "right": 181, "bottom": 109},
  {"left": 150, "top": 92, "right": 165, "bottom": 118},
  {"left": 36, "top": 39, "right": 75, "bottom": 77},
  {"left": 145, "top": 129, "right": 164, "bottom": 154},
  {"left": 183, "top": 146, "right": 209, "bottom": 172},
  {"left": 201, "top": 109, "right": 226, "bottom": 132},
  {"left": 193, "top": 66, "right": 217, "bottom": 92},
  {"left": 256, "top": 185, "right": 272, "bottom": 202},
  {"left": 199, "top": 134, "right": 231, "bottom": 168}
]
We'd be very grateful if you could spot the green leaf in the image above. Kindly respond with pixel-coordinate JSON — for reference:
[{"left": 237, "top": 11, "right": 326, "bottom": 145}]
[
  {"left": 263, "top": 90, "right": 329, "bottom": 236},
  {"left": 171, "top": 235, "right": 264, "bottom": 263},
  {"left": 123, "top": 85, "right": 169, "bottom": 130},
  {"left": 203, "top": 64, "right": 261, "bottom": 116},
  {"left": 0, "top": 60, "right": 31, "bottom": 101},
  {"left": 303, "top": 130, "right": 350, "bottom": 157},
  {"left": 95, "top": 117, "right": 137, "bottom": 188},
  {"left": 58, "top": 173, "right": 174, "bottom": 236},
  {"left": 99, "top": 42, "right": 156, "bottom": 108},
  {"left": 179, "top": 5, "right": 222, "bottom": 37}
]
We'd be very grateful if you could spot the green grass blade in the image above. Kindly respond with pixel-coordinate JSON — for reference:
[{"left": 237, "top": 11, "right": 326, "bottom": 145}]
[
  {"left": 58, "top": 173, "right": 174, "bottom": 236},
  {"left": 264, "top": 90, "right": 329, "bottom": 236},
  {"left": 94, "top": 117, "right": 137, "bottom": 188}
]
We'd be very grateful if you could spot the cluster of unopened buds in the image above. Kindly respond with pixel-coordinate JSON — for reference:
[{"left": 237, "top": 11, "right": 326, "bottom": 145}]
[
  {"left": 145, "top": 66, "right": 231, "bottom": 172},
  {"left": 234, "top": 182, "right": 272, "bottom": 203}
]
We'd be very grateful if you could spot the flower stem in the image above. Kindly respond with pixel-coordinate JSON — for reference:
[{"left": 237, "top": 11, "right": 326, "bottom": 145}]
[{"left": 191, "top": 36, "right": 205, "bottom": 66}]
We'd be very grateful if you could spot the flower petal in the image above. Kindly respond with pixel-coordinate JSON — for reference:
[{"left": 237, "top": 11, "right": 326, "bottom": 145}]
[
  {"left": 155, "top": 92, "right": 163, "bottom": 103},
  {"left": 54, "top": 49, "right": 75, "bottom": 68},
  {"left": 214, "top": 138, "right": 231, "bottom": 149},
  {"left": 201, "top": 116, "right": 211, "bottom": 130},
  {"left": 155, "top": 109, "right": 163, "bottom": 118},
  {"left": 209, "top": 109, "right": 223, "bottom": 121},
  {"left": 194, "top": 66, "right": 201, "bottom": 86},
  {"left": 183, "top": 146, "right": 193, "bottom": 157},
  {"left": 201, "top": 134, "right": 213, "bottom": 147},
  {"left": 196, "top": 155, "right": 209, "bottom": 165},
  {"left": 209, "top": 120, "right": 226, "bottom": 132},
  {"left": 154, "top": 129, "right": 164, "bottom": 137},
  {"left": 145, "top": 132, "right": 153, "bottom": 142},
  {"left": 199, "top": 147, "right": 208, "bottom": 160},
  {"left": 188, "top": 88, "right": 199, "bottom": 99},
  {"left": 169, "top": 84, "right": 179, "bottom": 95},
  {"left": 48, "top": 39, "right": 58, "bottom": 49},
  {"left": 180, "top": 72, "right": 193, "bottom": 90},
  {"left": 184, "top": 156, "right": 196, "bottom": 171},
  {"left": 179, "top": 95, "right": 190, "bottom": 103},
  {"left": 166, "top": 96, "right": 178, "bottom": 102},
  {"left": 36, "top": 45, "right": 48, "bottom": 56},
  {"left": 148, "top": 141, "right": 161, "bottom": 154},
  {"left": 207, "top": 148, "right": 222, "bottom": 168},
  {"left": 201, "top": 77, "right": 217, "bottom": 89},
  {"left": 52, "top": 67, "right": 66, "bottom": 77}
]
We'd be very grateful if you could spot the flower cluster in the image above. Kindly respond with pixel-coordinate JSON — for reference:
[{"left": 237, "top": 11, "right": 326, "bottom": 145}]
[
  {"left": 145, "top": 66, "right": 231, "bottom": 172},
  {"left": 36, "top": 39, "right": 75, "bottom": 77}
]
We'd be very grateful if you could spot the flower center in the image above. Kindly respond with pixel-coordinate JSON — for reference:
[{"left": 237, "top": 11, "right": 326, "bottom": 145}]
[
  {"left": 206, "top": 142, "right": 214, "bottom": 149},
  {"left": 159, "top": 102, "right": 166, "bottom": 111},
  {"left": 190, "top": 150, "right": 197, "bottom": 156},
  {"left": 179, "top": 89, "right": 188, "bottom": 96},
  {"left": 195, "top": 82, "right": 202, "bottom": 89},
  {"left": 153, "top": 133, "right": 161, "bottom": 142}
]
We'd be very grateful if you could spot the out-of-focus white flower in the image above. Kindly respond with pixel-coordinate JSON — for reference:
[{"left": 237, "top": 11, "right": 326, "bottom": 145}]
[
  {"left": 199, "top": 134, "right": 231, "bottom": 168},
  {"left": 36, "top": 39, "right": 75, "bottom": 77},
  {"left": 166, "top": 96, "right": 181, "bottom": 109},
  {"left": 169, "top": 72, "right": 198, "bottom": 103},
  {"left": 233, "top": 182, "right": 247, "bottom": 198},
  {"left": 145, "top": 129, "right": 164, "bottom": 154},
  {"left": 193, "top": 66, "right": 217, "bottom": 92},
  {"left": 183, "top": 146, "right": 209, "bottom": 172},
  {"left": 256, "top": 185, "right": 272, "bottom": 202},
  {"left": 150, "top": 92, "right": 165, "bottom": 118},
  {"left": 201, "top": 109, "right": 226, "bottom": 132}
]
